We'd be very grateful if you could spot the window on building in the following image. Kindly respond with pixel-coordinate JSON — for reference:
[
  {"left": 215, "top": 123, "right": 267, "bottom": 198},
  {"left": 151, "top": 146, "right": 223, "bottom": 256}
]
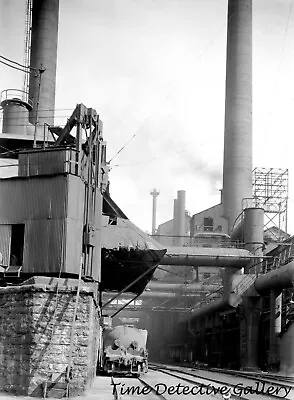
[
  {"left": 203, "top": 273, "right": 211, "bottom": 279},
  {"left": 217, "top": 225, "right": 222, "bottom": 232},
  {"left": 10, "top": 224, "right": 25, "bottom": 266},
  {"left": 203, "top": 217, "right": 213, "bottom": 232}
]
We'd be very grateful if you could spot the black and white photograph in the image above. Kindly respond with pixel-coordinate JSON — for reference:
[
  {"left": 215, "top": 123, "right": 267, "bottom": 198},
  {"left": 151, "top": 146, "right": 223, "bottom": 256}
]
[{"left": 1, "top": 0, "right": 294, "bottom": 398}]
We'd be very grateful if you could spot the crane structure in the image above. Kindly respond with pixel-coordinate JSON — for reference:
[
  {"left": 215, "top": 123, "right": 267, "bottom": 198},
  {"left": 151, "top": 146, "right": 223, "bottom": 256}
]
[{"left": 49, "top": 103, "right": 109, "bottom": 280}]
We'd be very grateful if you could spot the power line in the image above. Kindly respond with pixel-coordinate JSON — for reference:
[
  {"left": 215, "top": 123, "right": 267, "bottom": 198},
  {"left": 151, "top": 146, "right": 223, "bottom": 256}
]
[
  {"left": 108, "top": 133, "right": 136, "bottom": 163},
  {"left": 111, "top": 157, "right": 160, "bottom": 168},
  {"left": 0, "top": 54, "right": 38, "bottom": 71},
  {"left": 0, "top": 107, "right": 75, "bottom": 114},
  {"left": 0, "top": 120, "right": 72, "bottom": 127},
  {"left": 0, "top": 59, "right": 29, "bottom": 74}
]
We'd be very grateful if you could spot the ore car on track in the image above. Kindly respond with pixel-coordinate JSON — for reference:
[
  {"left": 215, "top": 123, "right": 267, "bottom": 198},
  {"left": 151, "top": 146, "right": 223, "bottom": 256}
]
[{"left": 98, "top": 324, "right": 148, "bottom": 376}]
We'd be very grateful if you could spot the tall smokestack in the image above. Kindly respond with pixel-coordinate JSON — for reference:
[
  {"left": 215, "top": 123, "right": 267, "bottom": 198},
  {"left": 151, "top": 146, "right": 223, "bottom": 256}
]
[
  {"left": 173, "top": 190, "right": 186, "bottom": 246},
  {"left": 177, "top": 190, "right": 186, "bottom": 246},
  {"left": 222, "top": 0, "right": 252, "bottom": 231},
  {"left": 150, "top": 189, "right": 159, "bottom": 235},
  {"left": 29, "top": 0, "right": 59, "bottom": 126},
  {"left": 172, "top": 198, "right": 178, "bottom": 246}
]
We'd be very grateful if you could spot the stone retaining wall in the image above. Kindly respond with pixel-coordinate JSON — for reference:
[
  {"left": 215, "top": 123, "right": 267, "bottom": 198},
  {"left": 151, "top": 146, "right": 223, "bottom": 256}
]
[{"left": 0, "top": 279, "right": 100, "bottom": 397}]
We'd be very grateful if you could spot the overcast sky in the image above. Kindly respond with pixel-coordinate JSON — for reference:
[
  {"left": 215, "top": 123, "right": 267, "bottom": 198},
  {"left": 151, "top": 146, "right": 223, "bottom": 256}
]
[{"left": 1, "top": 0, "right": 294, "bottom": 234}]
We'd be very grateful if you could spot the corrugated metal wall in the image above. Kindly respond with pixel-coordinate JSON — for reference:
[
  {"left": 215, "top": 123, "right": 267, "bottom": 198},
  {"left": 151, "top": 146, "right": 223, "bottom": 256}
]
[
  {"left": 66, "top": 175, "right": 84, "bottom": 219},
  {"left": 18, "top": 148, "right": 77, "bottom": 177},
  {"left": 0, "top": 175, "right": 68, "bottom": 273},
  {"left": 91, "top": 192, "right": 103, "bottom": 282},
  {"left": 0, "top": 225, "right": 11, "bottom": 266},
  {"left": 0, "top": 175, "right": 85, "bottom": 275},
  {"left": 23, "top": 219, "right": 66, "bottom": 274},
  {"left": 0, "top": 175, "right": 68, "bottom": 223},
  {"left": 0, "top": 173, "right": 103, "bottom": 278},
  {"left": 64, "top": 176, "right": 85, "bottom": 276},
  {"left": 64, "top": 218, "right": 83, "bottom": 276}
]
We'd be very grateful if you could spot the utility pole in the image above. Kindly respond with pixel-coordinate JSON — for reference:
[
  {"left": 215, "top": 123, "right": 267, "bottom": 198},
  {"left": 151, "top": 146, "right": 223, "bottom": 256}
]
[{"left": 150, "top": 189, "right": 159, "bottom": 235}]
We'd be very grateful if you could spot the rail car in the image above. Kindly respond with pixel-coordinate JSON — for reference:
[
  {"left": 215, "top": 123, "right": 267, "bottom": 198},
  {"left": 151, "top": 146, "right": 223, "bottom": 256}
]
[{"left": 98, "top": 324, "right": 148, "bottom": 376}]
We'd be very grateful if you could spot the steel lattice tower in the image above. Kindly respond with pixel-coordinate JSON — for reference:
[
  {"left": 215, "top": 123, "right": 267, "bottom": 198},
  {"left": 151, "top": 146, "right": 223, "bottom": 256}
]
[{"left": 252, "top": 167, "right": 289, "bottom": 240}]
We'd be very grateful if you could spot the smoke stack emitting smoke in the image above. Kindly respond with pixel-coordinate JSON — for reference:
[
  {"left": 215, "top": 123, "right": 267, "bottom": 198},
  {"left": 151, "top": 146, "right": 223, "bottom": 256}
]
[{"left": 171, "top": 0, "right": 252, "bottom": 233}]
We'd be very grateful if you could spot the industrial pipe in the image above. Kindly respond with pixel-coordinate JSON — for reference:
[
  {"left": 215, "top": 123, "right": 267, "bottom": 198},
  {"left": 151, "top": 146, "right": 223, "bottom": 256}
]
[
  {"left": 230, "top": 220, "right": 244, "bottom": 242},
  {"left": 103, "top": 291, "right": 203, "bottom": 299},
  {"left": 146, "top": 281, "right": 220, "bottom": 292},
  {"left": 244, "top": 207, "right": 264, "bottom": 273},
  {"left": 180, "top": 293, "right": 241, "bottom": 321},
  {"left": 161, "top": 246, "right": 253, "bottom": 267},
  {"left": 255, "top": 261, "right": 294, "bottom": 295}
]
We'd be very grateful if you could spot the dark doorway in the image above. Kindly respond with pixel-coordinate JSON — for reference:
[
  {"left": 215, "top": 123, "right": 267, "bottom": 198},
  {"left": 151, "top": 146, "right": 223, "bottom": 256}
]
[{"left": 10, "top": 224, "right": 25, "bottom": 266}]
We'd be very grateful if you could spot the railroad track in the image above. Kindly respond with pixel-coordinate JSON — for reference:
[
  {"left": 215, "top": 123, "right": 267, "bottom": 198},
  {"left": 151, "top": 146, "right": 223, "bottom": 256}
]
[
  {"left": 207, "top": 366, "right": 294, "bottom": 385},
  {"left": 139, "top": 370, "right": 235, "bottom": 400},
  {"left": 147, "top": 363, "right": 293, "bottom": 399}
]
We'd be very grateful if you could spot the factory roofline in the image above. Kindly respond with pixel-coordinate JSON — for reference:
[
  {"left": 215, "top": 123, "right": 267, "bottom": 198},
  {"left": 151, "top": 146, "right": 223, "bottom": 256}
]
[{"left": 191, "top": 202, "right": 222, "bottom": 217}]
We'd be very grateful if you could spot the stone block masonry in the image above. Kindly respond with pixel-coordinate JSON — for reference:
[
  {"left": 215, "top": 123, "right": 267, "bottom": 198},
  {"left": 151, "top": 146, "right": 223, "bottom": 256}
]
[{"left": 0, "top": 277, "right": 100, "bottom": 397}]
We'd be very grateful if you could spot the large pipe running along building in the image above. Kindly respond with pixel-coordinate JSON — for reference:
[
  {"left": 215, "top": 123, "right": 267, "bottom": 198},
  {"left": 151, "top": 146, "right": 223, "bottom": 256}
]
[
  {"left": 29, "top": 0, "right": 59, "bottom": 126},
  {"left": 222, "top": 0, "right": 252, "bottom": 232}
]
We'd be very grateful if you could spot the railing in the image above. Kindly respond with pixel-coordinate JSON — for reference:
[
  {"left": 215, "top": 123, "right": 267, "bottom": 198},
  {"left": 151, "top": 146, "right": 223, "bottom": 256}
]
[
  {"left": 230, "top": 197, "right": 264, "bottom": 236},
  {"left": 248, "top": 243, "right": 294, "bottom": 274},
  {"left": 0, "top": 89, "right": 33, "bottom": 109},
  {"left": 262, "top": 244, "right": 293, "bottom": 273},
  {"left": 151, "top": 234, "right": 245, "bottom": 249}
]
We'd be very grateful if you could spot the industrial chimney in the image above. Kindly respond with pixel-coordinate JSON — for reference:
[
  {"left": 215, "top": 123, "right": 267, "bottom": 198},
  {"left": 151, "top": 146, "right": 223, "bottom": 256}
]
[
  {"left": 150, "top": 189, "right": 160, "bottom": 235},
  {"left": 173, "top": 190, "right": 186, "bottom": 246},
  {"left": 222, "top": 0, "right": 252, "bottom": 232},
  {"left": 29, "top": 0, "right": 59, "bottom": 126},
  {"left": 0, "top": 0, "right": 59, "bottom": 178}
]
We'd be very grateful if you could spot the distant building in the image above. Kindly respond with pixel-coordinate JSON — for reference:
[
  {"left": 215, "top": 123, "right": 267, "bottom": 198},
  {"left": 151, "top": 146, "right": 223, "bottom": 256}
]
[
  {"left": 190, "top": 203, "right": 228, "bottom": 237},
  {"left": 263, "top": 226, "right": 291, "bottom": 254},
  {"left": 264, "top": 226, "right": 290, "bottom": 243},
  {"left": 156, "top": 211, "right": 191, "bottom": 247}
]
